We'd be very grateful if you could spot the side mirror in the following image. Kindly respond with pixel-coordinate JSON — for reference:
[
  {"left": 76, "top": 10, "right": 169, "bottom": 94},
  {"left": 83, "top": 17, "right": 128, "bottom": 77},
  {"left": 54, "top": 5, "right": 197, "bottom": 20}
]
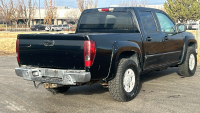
[{"left": 177, "top": 24, "right": 186, "bottom": 33}]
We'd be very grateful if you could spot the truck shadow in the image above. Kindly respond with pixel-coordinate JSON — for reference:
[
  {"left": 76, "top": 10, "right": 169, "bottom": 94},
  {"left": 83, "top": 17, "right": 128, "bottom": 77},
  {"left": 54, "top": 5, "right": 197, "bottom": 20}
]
[
  {"left": 62, "top": 67, "right": 180, "bottom": 96},
  {"left": 140, "top": 67, "right": 180, "bottom": 82},
  {"left": 63, "top": 83, "right": 108, "bottom": 95}
]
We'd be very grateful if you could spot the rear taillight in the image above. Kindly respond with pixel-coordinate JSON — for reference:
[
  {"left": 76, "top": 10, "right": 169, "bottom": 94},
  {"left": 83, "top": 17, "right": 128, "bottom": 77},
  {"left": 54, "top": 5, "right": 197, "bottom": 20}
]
[
  {"left": 16, "top": 39, "right": 19, "bottom": 63},
  {"left": 84, "top": 40, "right": 96, "bottom": 67},
  {"left": 32, "top": 27, "right": 35, "bottom": 28}
]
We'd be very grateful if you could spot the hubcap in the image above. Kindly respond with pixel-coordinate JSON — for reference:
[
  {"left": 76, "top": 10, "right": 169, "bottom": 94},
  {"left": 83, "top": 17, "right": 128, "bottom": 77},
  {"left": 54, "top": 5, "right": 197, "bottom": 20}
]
[
  {"left": 123, "top": 69, "right": 135, "bottom": 93},
  {"left": 189, "top": 54, "right": 195, "bottom": 71}
]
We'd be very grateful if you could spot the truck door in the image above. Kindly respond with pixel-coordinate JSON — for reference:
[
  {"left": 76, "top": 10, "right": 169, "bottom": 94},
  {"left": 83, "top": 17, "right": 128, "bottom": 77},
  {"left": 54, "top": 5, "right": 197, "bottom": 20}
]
[
  {"left": 155, "top": 12, "right": 184, "bottom": 64},
  {"left": 138, "top": 11, "right": 164, "bottom": 69}
]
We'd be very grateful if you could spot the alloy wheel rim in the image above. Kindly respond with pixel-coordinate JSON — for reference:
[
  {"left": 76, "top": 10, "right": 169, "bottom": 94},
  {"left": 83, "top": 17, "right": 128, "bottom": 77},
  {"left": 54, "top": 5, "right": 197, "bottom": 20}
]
[
  {"left": 189, "top": 54, "right": 195, "bottom": 71},
  {"left": 123, "top": 69, "right": 135, "bottom": 93}
]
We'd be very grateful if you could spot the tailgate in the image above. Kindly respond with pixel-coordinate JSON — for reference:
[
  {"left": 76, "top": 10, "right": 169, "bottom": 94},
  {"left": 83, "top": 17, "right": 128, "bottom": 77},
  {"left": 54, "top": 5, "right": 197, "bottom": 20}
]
[{"left": 18, "top": 34, "right": 88, "bottom": 70}]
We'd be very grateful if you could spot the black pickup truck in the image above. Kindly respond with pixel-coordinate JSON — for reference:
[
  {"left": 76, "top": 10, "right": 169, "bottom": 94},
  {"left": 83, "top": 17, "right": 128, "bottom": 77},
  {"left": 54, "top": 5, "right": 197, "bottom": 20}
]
[{"left": 15, "top": 7, "right": 198, "bottom": 102}]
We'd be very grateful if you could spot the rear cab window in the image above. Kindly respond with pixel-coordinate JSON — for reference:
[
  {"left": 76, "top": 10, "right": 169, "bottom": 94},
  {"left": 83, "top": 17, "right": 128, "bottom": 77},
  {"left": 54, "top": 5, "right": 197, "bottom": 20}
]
[
  {"left": 78, "top": 12, "right": 139, "bottom": 33},
  {"left": 139, "top": 11, "right": 158, "bottom": 33}
]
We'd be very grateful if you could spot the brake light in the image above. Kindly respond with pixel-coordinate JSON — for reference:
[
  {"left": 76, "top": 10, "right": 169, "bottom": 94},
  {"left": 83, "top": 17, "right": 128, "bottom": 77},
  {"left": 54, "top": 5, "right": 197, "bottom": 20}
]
[
  {"left": 32, "top": 27, "right": 35, "bottom": 28},
  {"left": 16, "top": 39, "right": 19, "bottom": 63},
  {"left": 98, "top": 8, "right": 114, "bottom": 12},
  {"left": 102, "top": 8, "right": 109, "bottom": 12},
  {"left": 84, "top": 40, "right": 96, "bottom": 67}
]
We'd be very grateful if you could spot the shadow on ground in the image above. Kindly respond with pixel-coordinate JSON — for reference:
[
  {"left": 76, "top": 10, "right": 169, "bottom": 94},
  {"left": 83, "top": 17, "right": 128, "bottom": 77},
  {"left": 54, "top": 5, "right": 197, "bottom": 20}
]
[{"left": 56, "top": 67, "right": 180, "bottom": 96}]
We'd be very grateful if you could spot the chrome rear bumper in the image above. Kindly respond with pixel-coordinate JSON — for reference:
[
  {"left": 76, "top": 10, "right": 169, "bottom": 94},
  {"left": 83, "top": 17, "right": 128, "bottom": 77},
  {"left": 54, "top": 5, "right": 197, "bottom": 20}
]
[{"left": 15, "top": 67, "right": 91, "bottom": 85}]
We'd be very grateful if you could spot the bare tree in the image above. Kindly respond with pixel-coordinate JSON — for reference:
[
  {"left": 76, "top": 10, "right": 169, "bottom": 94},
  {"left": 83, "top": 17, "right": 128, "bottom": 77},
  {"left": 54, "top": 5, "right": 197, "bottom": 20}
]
[
  {"left": 65, "top": 9, "right": 81, "bottom": 24},
  {"left": 76, "top": 0, "right": 98, "bottom": 13},
  {"left": 0, "top": 0, "right": 15, "bottom": 30},
  {"left": 18, "top": 0, "right": 36, "bottom": 27},
  {"left": 119, "top": 0, "right": 147, "bottom": 7},
  {"left": 0, "top": 7, "right": 3, "bottom": 22},
  {"left": 11, "top": 0, "right": 23, "bottom": 28},
  {"left": 44, "top": 0, "right": 58, "bottom": 25},
  {"left": 120, "top": 0, "right": 137, "bottom": 6},
  {"left": 0, "top": 3, "right": 4, "bottom": 24},
  {"left": 140, "top": 0, "right": 147, "bottom": 6}
]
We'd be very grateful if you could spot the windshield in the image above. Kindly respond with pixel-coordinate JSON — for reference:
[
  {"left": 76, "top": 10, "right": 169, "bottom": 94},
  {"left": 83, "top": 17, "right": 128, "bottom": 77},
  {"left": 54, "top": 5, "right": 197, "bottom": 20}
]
[{"left": 78, "top": 12, "right": 139, "bottom": 33}]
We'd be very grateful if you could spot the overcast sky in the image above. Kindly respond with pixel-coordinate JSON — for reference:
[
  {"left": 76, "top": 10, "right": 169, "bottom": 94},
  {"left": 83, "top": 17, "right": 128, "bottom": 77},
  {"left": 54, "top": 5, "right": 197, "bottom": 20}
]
[{"left": 51, "top": 0, "right": 166, "bottom": 8}]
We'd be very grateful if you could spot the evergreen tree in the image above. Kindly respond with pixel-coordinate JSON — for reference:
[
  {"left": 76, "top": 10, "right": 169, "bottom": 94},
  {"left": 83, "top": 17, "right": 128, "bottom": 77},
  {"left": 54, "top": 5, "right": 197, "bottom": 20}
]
[{"left": 164, "top": 0, "right": 200, "bottom": 23}]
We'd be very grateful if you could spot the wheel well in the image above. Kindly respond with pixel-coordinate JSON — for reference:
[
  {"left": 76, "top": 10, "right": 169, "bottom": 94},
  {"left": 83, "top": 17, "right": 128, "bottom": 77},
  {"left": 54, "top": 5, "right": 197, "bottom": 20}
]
[
  {"left": 118, "top": 51, "right": 141, "bottom": 72},
  {"left": 180, "top": 42, "right": 197, "bottom": 65},
  {"left": 188, "top": 42, "right": 197, "bottom": 49}
]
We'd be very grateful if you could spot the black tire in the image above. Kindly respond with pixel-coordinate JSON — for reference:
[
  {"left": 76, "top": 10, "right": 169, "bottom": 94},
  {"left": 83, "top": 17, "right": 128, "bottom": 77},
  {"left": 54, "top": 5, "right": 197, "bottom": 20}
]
[
  {"left": 108, "top": 58, "right": 140, "bottom": 102},
  {"left": 178, "top": 46, "right": 197, "bottom": 77},
  {"left": 46, "top": 86, "right": 70, "bottom": 94}
]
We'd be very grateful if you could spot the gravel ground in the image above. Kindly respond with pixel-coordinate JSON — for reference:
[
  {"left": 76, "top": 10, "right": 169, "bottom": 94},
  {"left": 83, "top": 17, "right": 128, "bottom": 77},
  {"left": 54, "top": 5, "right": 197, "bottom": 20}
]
[{"left": 0, "top": 56, "right": 200, "bottom": 113}]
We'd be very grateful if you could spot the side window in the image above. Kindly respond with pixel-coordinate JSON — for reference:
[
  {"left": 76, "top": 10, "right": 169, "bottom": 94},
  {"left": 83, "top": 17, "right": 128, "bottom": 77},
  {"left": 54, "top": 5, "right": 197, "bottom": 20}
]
[
  {"left": 139, "top": 11, "right": 157, "bottom": 33},
  {"left": 156, "top": 13, "right": 176, "bottom": 33}
]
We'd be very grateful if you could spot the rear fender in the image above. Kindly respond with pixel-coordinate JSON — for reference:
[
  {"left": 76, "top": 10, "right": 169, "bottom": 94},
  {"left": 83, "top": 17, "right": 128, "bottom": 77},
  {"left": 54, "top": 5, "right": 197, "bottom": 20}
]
[{"left": 105, "top": 41, "right": 142, "bottom": 81}]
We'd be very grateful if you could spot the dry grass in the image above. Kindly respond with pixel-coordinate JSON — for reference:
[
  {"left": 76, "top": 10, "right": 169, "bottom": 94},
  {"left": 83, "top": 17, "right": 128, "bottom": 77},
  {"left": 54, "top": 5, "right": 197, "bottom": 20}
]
[
  {"left": 0, "top": 31, "right": 75, "bottom": 38},
  {"left": 0, "top": 38, "right": 16, "bottom": 55},
  {"left": 63, "top": 28, "right": 76, "bottom": 31},
  {"left": 198, "top": 44, "right": 200, "bottom": 62}
]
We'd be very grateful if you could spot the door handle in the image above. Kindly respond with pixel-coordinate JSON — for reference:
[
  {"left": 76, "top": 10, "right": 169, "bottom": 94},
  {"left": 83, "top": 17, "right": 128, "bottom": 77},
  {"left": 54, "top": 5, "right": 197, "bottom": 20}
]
[
  {"left": 164, "top": 36, "right": 169, "bottom": 41},
  {"left": 146, "top": 37, "right": 152, "bottom": 42}
]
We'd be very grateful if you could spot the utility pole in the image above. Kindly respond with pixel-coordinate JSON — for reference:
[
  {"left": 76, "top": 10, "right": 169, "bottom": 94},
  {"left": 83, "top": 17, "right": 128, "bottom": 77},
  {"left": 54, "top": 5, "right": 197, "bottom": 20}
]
[{"left": 39, "top": 0, "right": 41, "bottom": 24}]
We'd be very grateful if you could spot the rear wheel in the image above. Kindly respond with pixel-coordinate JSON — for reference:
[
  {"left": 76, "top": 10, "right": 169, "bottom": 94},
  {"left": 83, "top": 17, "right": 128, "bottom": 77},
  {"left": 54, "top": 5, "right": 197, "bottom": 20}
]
[
  {"left": 46, "top": 86, "right": 70, "bottom": 94},
  {"left": 178, "top": 46, "right": 197, "bottom": 77},
  {"left": 108, "top": 58, "right": 140, "bottom": 102}
]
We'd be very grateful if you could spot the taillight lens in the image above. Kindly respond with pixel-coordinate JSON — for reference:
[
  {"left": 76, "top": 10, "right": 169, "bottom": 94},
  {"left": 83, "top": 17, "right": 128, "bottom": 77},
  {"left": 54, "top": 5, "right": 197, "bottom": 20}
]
[
  {"left": 84, "top": 40, "right": 96, "bottom": 67},
  {"left": 102, "top": 8, "right": 109, "bottom": 12},
  {"left": 16, "top": 39, "right": 19, "bottom": 63}
]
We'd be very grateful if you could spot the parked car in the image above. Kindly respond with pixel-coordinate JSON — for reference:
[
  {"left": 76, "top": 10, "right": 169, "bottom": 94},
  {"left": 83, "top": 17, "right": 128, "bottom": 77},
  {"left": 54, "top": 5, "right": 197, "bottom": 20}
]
[
  {"left": 185, "top": 24, "right": 190, "bottom": 30},
  {"left": 45, "top": 25, "right": 53, "bottom": 31},
  {"left": 188, "top": 23, "right": 198, "bottom": 30},
  {"left": 15, "top": 7, "right": 197, "bottom": 102},
  {"left": 30, "top": 25, "right": 45, "bottom": 31},
  {"left": 51, "top": 25, "right": 58, "bottom": 31},
  {"left": 57, "top": 24, "right": 71, "bottom": 31}
]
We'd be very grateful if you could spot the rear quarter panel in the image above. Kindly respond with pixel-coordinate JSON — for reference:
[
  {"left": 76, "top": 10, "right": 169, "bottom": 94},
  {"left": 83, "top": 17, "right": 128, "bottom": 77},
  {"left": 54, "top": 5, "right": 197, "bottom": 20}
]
[{"left": 88, "top": 33, "right": 142, "bottom": 80}]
